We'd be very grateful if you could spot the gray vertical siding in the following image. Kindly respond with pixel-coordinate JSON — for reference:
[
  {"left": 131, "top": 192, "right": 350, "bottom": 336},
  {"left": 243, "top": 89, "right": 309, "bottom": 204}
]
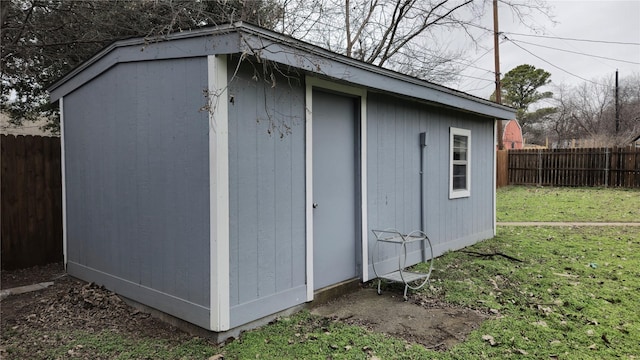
[
  {"left": 227, "top": 61, "right": 307, "bottom": 327},
  {"left": 61, "top": 54, "right": 498, "bottom": 331},
  {"left": 63, "top": 58, "right": 211, "bottom": 328},
  {"left": 51, "top": 23, "right": 514, "bottom": 333},
  {"left": 367, "top": 92, "right": 495, "bottom": 276}
]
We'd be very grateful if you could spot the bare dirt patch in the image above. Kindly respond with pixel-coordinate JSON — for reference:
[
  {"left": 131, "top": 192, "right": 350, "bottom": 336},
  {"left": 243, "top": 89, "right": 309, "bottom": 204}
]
[
  {"left": 1, "top": 265, "right": 487, "bottom": 357},
  {"left": 0, "top": 266, "right": 200, "bottom": 359},
  {"left": 311, "top": 287, "right": 488, "bottom": 351},
  {"left": 1, "top": 262, "right": 65, "bottom": 290}
]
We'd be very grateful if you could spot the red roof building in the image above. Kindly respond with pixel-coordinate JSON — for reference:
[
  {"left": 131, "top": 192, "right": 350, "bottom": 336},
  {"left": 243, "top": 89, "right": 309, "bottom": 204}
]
[{"left": 502, "top": 119, "right": 523, "bottom": 149}]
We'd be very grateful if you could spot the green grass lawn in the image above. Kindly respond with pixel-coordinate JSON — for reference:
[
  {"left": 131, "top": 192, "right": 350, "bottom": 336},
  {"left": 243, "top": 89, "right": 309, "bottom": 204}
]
[
  {"left": 45, "top": 225, "right": 636, "bottom": 359},
  {"left": 220, "top": 226, "right": 639, "bottom": 359},
  {"left": 414, "top": 226, "right": 640, "bottom": 359},
  {"left": 9, "top": 187, "right": 639, "bottom": 359},
  {"left": 497, "top": 186, "right": 640, "bottom": 222},
  {"left": 219, "top": 187, "right": 640, "bottom": 359},
  {"left": 33, "top": 226, "right": 640, "bottom": 359}
]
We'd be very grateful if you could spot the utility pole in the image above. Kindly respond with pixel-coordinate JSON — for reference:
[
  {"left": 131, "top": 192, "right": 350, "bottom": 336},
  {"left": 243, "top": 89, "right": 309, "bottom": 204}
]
[
  {"left": 493, "top": 0, "right": 504, "bottom": 150},
  {"left": 615, "top": 69, "right": 620, "bottom": 133}
]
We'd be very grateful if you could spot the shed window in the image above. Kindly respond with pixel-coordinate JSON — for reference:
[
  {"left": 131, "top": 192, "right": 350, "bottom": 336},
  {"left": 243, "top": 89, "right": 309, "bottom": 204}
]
[{"left": 449, "top": 127, "right": 471, "bottom": 199}]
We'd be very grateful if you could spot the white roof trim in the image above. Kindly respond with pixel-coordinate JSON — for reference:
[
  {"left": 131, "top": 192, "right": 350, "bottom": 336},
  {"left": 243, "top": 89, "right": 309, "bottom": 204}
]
[{"left": 48, "top": 22, "right": 515, "bottom": 120}]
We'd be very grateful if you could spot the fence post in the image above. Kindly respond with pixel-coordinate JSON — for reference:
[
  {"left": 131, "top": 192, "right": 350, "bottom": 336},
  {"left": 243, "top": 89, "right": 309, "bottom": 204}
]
[
  {"left": 538, "top": 149, "right": 542, "bottom": 186},
  {"left": 604, "top": 148, "right": 609, "bottom": 188}
]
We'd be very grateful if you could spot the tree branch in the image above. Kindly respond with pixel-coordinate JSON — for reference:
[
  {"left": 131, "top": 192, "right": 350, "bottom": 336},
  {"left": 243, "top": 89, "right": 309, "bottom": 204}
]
[
  {"left": 10, "top": 0, "right": 37, "bottom": 46},
  {"left": 461, "top": 250, "right": 523, "bottom": 263},
  {"left": 348, "top": 0, "right": 379, "bottom": 60},
  {"left": 365, "top": 0, "right": 407, "bottom": 63},
  {"left": 380, "top": 0, "right": 474, "bottom": 65},
  {"left": 344, "top": 0, "right": 352, "bottom": 56},
  {"left": 377, "top": 0, "right": 414, "bottom": 66}
]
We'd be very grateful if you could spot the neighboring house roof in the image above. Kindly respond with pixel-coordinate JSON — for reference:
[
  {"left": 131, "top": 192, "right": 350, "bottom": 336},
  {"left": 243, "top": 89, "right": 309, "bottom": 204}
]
[
  {"left": 502, "top": 119, "right": 523, "bottom": 149},
  {"left": 48, "top": 22, "right": 515, "bottom": 120}
]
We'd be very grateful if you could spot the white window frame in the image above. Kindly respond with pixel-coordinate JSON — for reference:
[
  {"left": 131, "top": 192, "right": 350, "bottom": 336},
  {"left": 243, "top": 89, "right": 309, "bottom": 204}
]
[{"left": 449, "top": 127, "right": 471, "bottom": 199}]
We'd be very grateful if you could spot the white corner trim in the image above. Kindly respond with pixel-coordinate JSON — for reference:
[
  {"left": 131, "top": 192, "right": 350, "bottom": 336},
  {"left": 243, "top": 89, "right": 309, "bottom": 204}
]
[
  {"left": 304, "top": 76, "right": 370, "bottom": 287},
  {"left": 208, "top": 54, "right": 230, "bottom": 331},
  {"left": 493, "top": 120, "right": 497, "bottom": 236},
  {"left": 305, "top": 80, "right": 314, "bottom": 301},
  {"left": 360, "top": 91, "right": 369, "bottom": 282},
  {"left": 59, "top": 97, "right": 68, "bottom": 270}
]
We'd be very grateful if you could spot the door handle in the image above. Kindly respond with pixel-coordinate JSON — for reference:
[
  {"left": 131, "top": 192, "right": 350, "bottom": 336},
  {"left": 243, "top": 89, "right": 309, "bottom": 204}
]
[{"left": 313, "top": 203, "right": 318, "bottom": 209}]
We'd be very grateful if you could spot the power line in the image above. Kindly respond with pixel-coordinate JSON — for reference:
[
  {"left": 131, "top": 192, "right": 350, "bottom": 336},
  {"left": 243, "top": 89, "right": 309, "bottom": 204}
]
[
  {"left": 462, "top": 81, "right": 495, "bottom": 94},
  {"left": 461, "top": 22, "right": 639, "bottom": 72},
  {"left": 465, "top": 46, "right": 496, "bottom": 71},
  {"left": 516, "top": 20, "right": 619, "bottom": 70},
  {"left": 425, "top": 51, "right": 495, "bottom": 74},
  {"left": 454, "top": 47, "right": 497, "bottom": 86},
  {"left": 456, "top": 73, "right": 494, "bottom": 83},
  {"left": 505, "top": 38, "right": 610, "bottom": 88},
  {"left": 438, "top": 55, "right": 494, "bottom": 74},
  {"left": 463, "top": 21, "right": 640, "bottom": 46},
  {"left": 510, "top": 38, "right": 640, "bottom": 65},
  {"left": 462, "top": 22, "right": 493, "bottom": 33},
  {"left": 392, "top": 45, "right": 497, "bottom": 83},
  {"left": 503, "top": 31, "right": 640, "bottom": 46}
]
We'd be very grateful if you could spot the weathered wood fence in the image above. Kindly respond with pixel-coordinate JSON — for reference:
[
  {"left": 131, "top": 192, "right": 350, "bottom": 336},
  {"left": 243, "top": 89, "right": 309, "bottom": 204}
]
[
  {"left": 499, "top": 147, "right": 640, "bottom": 188},
  {"left": 1, "top": 135, "right": 63, "bottom": 270},
  {"left": 496, "top": 150, "right": 509, "bottom": 187}
]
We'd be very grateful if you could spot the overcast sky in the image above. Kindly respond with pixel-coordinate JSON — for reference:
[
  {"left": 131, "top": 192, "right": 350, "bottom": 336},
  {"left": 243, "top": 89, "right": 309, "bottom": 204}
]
[{"left": 449, "top": 0, "right": 640, "bottom": 100}]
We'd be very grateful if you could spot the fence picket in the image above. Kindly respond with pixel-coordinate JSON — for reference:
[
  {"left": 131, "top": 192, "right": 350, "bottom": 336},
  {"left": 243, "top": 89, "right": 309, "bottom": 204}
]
[
  {"left": 499, "top": 146, "right": 640, "bottom": 188},
  {"left": 1, "top": 135, "right": 63, "bottom": 270}
]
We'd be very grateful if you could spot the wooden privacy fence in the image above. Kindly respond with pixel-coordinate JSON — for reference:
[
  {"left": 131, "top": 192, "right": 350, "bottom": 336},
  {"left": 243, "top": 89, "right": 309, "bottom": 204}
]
[
  {"left": 505, "top": 147, "right": 640, "bottom": 188},
  {"left": 496, "top": 150, "right": 509, "bottom": 187},
  {"left": 1, "top": 135, "right": 63, "bottom": 270}
]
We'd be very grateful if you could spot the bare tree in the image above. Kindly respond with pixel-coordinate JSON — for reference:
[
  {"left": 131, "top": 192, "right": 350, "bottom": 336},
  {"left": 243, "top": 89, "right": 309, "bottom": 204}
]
[
  {"left": 617, "top": 73, "right": 640, "bottom": 141},
  {"left": 278, "top": 0, "right": 551, "bottom": 83},
  {"left": 2, "top": 0, "right": 552, "bottom": 133},
  {"left": 546, "top": 75, "right": 640, "bottom": 148},
  {"left": 1, "top": 0, "right": 283, "bottom": 132},
  {"left": 546, "top": 84, "right": 584, "bottom": 147}
]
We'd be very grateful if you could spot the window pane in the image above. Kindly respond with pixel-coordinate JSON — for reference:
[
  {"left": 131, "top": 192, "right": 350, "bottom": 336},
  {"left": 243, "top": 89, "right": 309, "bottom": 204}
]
[
  {"left": 453, "top": 175, "right": 466, "bottom": 190},
  {"left": 453, "top": 164, "right": 466, "bottom": 176},
  {"left": 454, "top": 135, "right": 467, "bottom": 149},
  {"left": 453, "top": 149, "right": 467, "bottom": 161},
  {"left": 453, "top": 135, "right": 468, "bottom": 160},
  {"left": 453, "top": 164, "right": 466, "bottom": 190}
]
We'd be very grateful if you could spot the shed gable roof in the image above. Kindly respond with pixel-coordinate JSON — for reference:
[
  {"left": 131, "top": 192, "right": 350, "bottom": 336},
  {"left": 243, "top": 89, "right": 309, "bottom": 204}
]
[{"left": 49, "top": 22, "right": 515, "bottom": 120}]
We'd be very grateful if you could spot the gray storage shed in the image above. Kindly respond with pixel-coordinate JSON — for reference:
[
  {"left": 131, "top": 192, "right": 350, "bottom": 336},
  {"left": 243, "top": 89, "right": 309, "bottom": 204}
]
[{"left": 49, "top": 22, "right": 515, "bottom": 333}]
